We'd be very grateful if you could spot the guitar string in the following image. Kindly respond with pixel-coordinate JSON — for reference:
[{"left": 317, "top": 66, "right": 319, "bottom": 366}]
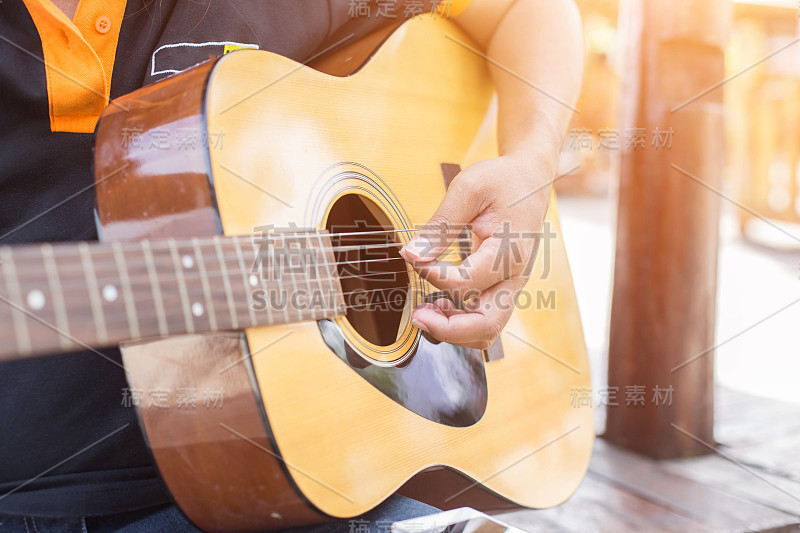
[
  {"left": 1, "top": 242, "right": 475, "bottom": 319},
  {"left": 13, "top": 266, "right": 439, "bottom": 293},
  {"left": 0, "top": 228, "right": 478, "bottom": 255},
  {"left": 3, "top": 240, "right": 457, "bottom": 292},
  {"left": 1, "top": 288, "right": 447, "bottom": 346},
  {"left": 1, "top": 242, "right": 467, "bottom": 279},
  {"left": 0, "top": 252, "right": 458, "bottom": 300},
  {"left": 2, "top": 241, "right": 475, "bottom": 283},
  {"left": 1, "top": 232, "right": 477, "bottom": 315},
  {"left": 2, "top": 251, "right": 473, "bottom": 330},
  {"left": 4, "top": 291, "right": 449, "bottom": 347},
  {"left": 0, "top": 236, "right": 516, "bottom": 343},
  {"left": 2, "top": 237, "right": 475, "bottom": 256},
  {"left": 5, "top": 283, "right": 441, "bottom": 318},
  {"left": 1, "top": 233, "right": 475, "bottom": 254},
  {"left": 0, "top": 229, "right": 479, "bottom": 292}
]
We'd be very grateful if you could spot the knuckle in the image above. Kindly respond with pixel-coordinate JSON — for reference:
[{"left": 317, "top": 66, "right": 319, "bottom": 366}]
[
  {"left": 455, "top": 170, "right": 480, "bottom": 190},
  {"left": 425, "top": 216, "right": 456, "bottom": 248},
  {"left": 456, "top": 172, "right": 489, "bottom": 202},
  {"left": 447, "top": 273, "right": 468, "bottom": 291},
  {"left": 427, "top": 216, "right": 451, "bottom": 237},
  {"left": 517, "top": 273, "right": 531, "bottom": 288},
  {"left": 460, "top": 287, "right": 481, "bottom": 301},
  {"left": 483, "top": 320, "right": 504, "bottom": 344},
  {"left": 475, "top": 339, "right": 493, "bottom": 351},
  {"left": 439, "top": 330, "right": 455, "bottom": 345}
]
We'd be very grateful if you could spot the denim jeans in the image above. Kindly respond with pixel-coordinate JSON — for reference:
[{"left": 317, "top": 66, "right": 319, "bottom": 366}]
[{"left": 0, "top": 495, "right": 439, "bottom": 533}]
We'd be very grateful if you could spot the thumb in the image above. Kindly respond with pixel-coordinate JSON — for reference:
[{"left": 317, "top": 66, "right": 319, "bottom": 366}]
[{"left": 402, "top": 174, "right": 482, "bottom": 262}]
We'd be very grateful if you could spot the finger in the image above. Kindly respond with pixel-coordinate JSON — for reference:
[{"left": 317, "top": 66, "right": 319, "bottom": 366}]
[
  {"left": 401, "top": 171, "right": 483, "bottom": 262},
  {"left": 412, "top": 299, "right": 465, "bottom": 338},
  {"left": 413, "top": 302, "right": 489, "bottom": 350},
  {"left": 470, "top": 234, "right": 484, "bottom": 255},
  {"left": 430, "top": 296, "right": 467, "bottom": 317},
  {"left": 412, "top": 297, "right": 466, "bottom": 324},
  {"left": 411, "top": 278, "right": 523, "bottom": 349},
  {"left": 403, "top": 236, "right": 523, "bottom": 301}
]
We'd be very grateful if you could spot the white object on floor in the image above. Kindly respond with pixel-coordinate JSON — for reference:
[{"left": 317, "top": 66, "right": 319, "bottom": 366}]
[{"left": 391, "top": 507, "right": 524, "bottom": 533}]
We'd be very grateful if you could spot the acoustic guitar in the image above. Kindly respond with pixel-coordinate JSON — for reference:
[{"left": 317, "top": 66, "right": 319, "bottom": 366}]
[{"left": 0, "top": 16, "right": 593, "bottom": 532}]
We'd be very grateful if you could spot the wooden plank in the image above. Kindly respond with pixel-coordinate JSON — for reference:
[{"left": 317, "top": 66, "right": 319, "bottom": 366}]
[
  {"left": 715, "top": 387, "right": 763, "bottom": 412},
  {"left": 726, "top": 435, "right": 800, "bottom": 483},
  {"left": 589, "top": 439, "right": 800, "bottom": 531},
  {"left": 715, "top": 389, "right": 800, "bottom": 422},
  {"left": 715, "top": 392, "right": 800, "bottom": 447},
  {"left": 498, "top": 472, "right": 711, "bottom": 533},
  {"left": 662, "top": 454, "right": 800, "bottom": 517},
  {"left": 500, "top": 394, "right": 800, "bottom": 531},
  {"left": 495, "top": 510, "right": 562, "bottom": 533},
  {"left": 717, "top": 414, "right": 800, "bottom": 448}
]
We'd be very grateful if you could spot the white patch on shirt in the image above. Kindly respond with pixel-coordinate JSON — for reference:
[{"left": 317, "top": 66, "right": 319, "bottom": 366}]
[{"left": 151, "top": 41, "right": 259, "bottom": 76}]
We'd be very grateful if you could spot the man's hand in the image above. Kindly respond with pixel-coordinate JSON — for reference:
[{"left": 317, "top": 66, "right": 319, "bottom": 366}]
[
  {"left": 397, "top": 0, "right": 583, "bottom": 349},
  {"left": 399, "top": 153, "right": 553, "bottom": 350}
]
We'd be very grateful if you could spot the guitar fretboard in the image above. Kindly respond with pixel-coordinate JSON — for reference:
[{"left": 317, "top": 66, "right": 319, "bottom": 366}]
[{"left": 0, "top": 233, "right": 344, "bottom": 361}]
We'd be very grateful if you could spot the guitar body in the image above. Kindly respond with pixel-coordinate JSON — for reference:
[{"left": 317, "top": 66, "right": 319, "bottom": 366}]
[{"left": 94, "top": 17, "right": 593, "bottom": 533}]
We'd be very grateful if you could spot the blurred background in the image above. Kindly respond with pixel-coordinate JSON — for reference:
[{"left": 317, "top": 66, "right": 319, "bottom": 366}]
[
  {"left": 554, "top": 0, "right": 800, "bottom": 406},
  {"left": 496, "top": 3, "right": 800, "bottom": 527}
]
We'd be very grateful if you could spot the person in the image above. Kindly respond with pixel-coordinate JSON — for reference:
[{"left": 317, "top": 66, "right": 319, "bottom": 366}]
[{"left": 0, "top": 0, "right": 583, "bottom": 531}]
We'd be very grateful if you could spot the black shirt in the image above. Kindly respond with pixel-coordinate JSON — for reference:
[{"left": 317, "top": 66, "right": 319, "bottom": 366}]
[{"left": 0, "top": 0, "right": 447, "bottom": 517}]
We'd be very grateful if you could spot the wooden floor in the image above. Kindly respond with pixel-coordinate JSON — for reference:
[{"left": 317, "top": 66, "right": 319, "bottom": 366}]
[{"left": 497, "top": 388, "right": 800, "bottom": 532}]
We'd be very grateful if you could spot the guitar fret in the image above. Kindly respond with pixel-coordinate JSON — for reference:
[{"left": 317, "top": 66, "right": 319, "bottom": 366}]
[
  {"left": 192, "top": 238, "right": 217, "bottom": 331},
  {"left": 142, "top": 240, "right": 169, "bottom": 337},
  {"left": 303, "top": 233, "right": 318, "bottom": 321},
  {"left": 221, "top": 239, "right": 255, "bottom": 328},
  {"left": 0, "top": 232, "right": 344, "bottom": 362},
  {"left": 41, "top": 244, "right": 72, "bottom": 351},
  {"left": 168, "top": 239, "right": 195, "bottom": 334},
  {"left": 113, "top": 242, "right": 141, "bottom": 339},
  {"left": 252, "top": 237, "right": 275, "bottom": 327},
  {"left": 214, "top": 237, "right": 238, "bottom": 330},
  {"left": 259, "top": 233, "right": 289, "bottom": 324},
  {"left": 233, "top": 237, "right": 258, "bottom": 327},
  {"left": 277, "top": 235, "right": 293, "bottom": 324},
  {"left": 0, "top": 246, "right": 32, "bottom": 354},
  {"left": 315, "top": 232, "right": 332, "bottom": 316},
  {"left": 78, "top": 242, "right": 109, "bottom": 345}
]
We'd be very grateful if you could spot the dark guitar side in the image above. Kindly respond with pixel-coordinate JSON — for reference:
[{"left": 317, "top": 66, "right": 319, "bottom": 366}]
[
  {"left": 95, "top": 59, "right": 330, "bottom": 531},
  {"left": 93, "top": 31, "right": 522, "bottom": 533}
]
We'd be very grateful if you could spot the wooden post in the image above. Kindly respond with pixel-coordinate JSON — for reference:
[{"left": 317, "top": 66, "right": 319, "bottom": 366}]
[{"left": 605, "top": 0, "right": 730, "bottom": 458}]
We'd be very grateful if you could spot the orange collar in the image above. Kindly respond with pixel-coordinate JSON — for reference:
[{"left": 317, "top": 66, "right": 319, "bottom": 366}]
[{"left": 22, "top": 0, "right": 127, "bottom": 133}]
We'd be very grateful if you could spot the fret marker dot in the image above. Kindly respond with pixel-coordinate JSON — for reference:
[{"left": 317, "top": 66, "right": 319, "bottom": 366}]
[
  {"left": 249, "top": 274, "right": 259, "bottom": 287},
  {"left": 192, "top": 302, "right": 204, "bottom": 317},
  {"left": 182, "top": 255, "right": 194, "bottom": 269},
  {"left": 102, "top": 284, "right": 118, "bottom": 302},
  {"left": 27, "top": 290, "right": 45, "bottom": 310}
]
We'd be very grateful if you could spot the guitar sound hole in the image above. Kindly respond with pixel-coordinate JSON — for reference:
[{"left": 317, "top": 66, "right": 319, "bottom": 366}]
[{"left": 326, "top": 194, "right": 410, "bottom": 347}]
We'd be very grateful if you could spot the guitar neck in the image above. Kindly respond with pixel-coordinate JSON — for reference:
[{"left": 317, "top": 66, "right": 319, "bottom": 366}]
[{"left": 0, "top": 233, "right": 344, "bottom": 362}]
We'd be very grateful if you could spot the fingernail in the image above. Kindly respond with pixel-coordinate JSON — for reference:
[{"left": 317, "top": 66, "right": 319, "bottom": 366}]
[
  {"left": 404, "top": 237, "right": 430, "bottom": 259},
  {"left": 411, "top": 319, "right": 429, "bottom": 333}
]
